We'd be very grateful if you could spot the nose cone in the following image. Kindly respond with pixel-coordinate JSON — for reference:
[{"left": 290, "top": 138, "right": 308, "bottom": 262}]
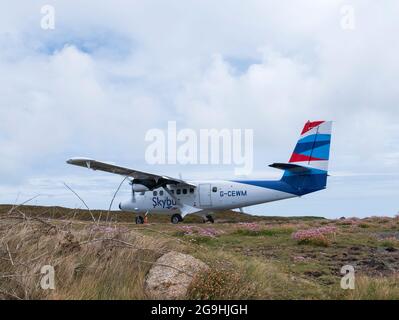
[
  {"left": 119, "top": 200, "right": 133, "bottom": 211},
  {"left": 119, "top": 200, "right": 140, "bottom": 212}
]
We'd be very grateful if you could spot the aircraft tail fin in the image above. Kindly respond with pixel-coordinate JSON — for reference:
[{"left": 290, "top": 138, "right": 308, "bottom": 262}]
[
  {"left": 288, "top": 120, "right": 332, "bottom": 171},
  {"left": 276, "top": 121, "right": 333, "bottom": 194}
]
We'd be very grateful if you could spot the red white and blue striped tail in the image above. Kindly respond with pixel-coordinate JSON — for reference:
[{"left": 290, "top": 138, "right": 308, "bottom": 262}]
[{"left": 289, "top": 121, "right": 333, "bottom": 172}]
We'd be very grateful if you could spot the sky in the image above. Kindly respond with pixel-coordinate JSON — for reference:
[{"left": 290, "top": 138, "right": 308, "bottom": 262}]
[{"left": 1, "top": 1, "right": 398, "bottom": 218}]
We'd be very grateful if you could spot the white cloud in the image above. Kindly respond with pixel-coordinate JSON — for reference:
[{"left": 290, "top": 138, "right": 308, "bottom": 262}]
[{"left": 0, "top": 1, "right": 398, "bottom": 217}]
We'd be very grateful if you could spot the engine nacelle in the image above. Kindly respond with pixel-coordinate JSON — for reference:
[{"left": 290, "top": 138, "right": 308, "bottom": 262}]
[{"left": 132, "top": 184, "right": 150, "bottom": 192}]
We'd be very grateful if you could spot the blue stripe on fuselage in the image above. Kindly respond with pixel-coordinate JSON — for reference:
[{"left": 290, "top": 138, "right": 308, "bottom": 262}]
[
  {"left": 232, "top": 174, "right": 327, "bottom": 197},
  {"left": 232, "top": 180, "right": 301, "bottom": 196}
]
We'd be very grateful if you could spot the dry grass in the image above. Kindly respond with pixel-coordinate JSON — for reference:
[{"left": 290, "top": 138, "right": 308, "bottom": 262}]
[
  {"left": 333, "top": 276, "right": 399, "bottom": 300},
  {"left": 187, "top": 247, "right": 327, "bottom": 300},
  {"left": 0, "top": 210, "right": 181, "bottom": 300},
  {"left": 1, "top": 205, "right": 399, "bottom": 300}
]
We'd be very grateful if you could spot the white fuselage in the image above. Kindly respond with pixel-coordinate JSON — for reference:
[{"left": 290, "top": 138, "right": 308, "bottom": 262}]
[{"left": 119, "top": 180, "right": 296, "bottom": 215}]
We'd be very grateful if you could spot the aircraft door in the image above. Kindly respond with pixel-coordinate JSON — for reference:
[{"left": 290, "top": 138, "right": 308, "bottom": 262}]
[{"left": 199, "top": 184, "right": 212, "bottom": 207}]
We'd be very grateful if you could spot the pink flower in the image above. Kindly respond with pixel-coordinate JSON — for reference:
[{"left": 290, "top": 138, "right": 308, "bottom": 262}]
[
  {"left": 237, "top": 222, "right": 261, "bottom": 231},
  {"left": 178, "top": 226, "right": 224, "bottom": 238},
  {"left": 293, "top": 256, "right": 306, "bottom": 262},
  {"left": 292, "top": 226, "right": 337, "bottom": 241}
]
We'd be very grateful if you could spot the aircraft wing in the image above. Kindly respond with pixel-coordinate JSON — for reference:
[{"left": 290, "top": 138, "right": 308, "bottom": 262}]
[
  {"left": 66, "top": 157, "right": 195, "bottom": 187},
  {"left": 179, "top": 204, "right": 204, "bottom": 217}
]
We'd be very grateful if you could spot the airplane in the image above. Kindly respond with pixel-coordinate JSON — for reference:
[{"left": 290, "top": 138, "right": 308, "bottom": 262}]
[{"left": 67, "top": 120, "right": 333, "bottom": 224}]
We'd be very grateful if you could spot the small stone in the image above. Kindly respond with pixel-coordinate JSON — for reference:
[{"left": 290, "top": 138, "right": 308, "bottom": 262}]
[{"left": 145, "top": 251, "right": 209, "bottom": 299}]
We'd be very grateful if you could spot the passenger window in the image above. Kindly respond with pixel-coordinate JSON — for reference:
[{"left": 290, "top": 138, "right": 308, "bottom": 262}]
[
  {"left": 189, "top": 188, "right": 194, "bottom": 194},
  {"left": 159, "top": 190, "right": 164, "bottom": 196},
  {"left": 177, "top": 189, "right": 181, "bottom": 195},
  {"left": 212, "top": 187, "right": 217, "bottom": 192},
  {"left": 171, "top": 190, "right": 175, "bottom": 194},
  {"left": 153, "top": 191, "right": 157, "bottom": 196},
  {"left": 183, "top": 189, "right": 187, "bottom": 195}
]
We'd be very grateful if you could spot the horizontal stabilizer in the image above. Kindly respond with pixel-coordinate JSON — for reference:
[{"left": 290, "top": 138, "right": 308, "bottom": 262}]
[{"left": 269, "top": 163, "right": 312, "bottom": 174}]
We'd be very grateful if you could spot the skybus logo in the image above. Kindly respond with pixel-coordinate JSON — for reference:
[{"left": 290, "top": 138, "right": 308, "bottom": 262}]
[
  {"left": 152, "top": 197, "right": 177, "bottom": 209},
  {"left": 145, "top": 121, "right": 254, "bottom": 175}
]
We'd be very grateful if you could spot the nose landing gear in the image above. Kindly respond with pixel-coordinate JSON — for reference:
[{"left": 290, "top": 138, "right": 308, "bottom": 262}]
[
  {"left": 135, "top": 211, "right": 148, "bottom": 225},
  {"left": 135, "top": 216, "right": 144, "bottom": 224}
]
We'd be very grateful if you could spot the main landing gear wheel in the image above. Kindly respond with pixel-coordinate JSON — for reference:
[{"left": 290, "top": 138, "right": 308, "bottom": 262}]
[
  {"left": 135, "top": 216, "right": 144, "bottom": 224},
  {"left": 203, "top": 215, "right": 214, "bottom": 223},
  {"left": 171, "top": 214, "right": 183, "bottom": 224}
]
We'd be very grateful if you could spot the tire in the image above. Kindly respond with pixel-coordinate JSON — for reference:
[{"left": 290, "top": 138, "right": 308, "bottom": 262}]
[
  {"left": 171, "top": 214, "right": 182, "bottom": 224},
  {"left": 206, "top": 215, "right": 214, "bottom": 223},
  {"left": 135, "top": 216, "right": 144, "bottom": 224}
]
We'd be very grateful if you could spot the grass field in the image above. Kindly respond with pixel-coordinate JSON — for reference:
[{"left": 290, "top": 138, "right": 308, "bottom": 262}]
[{"left": 1, "top": 204, "right": 398, "bottom": 300}]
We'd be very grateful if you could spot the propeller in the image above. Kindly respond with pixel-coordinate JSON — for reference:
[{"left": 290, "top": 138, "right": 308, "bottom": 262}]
[{"left": 128, "top": 178, "right": 136, "bottom": 203}]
